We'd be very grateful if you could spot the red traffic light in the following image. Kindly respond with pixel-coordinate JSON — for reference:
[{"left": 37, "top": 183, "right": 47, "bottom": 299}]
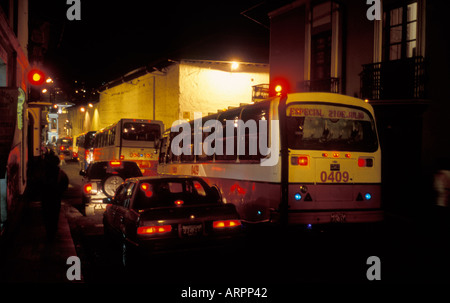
[{"left": 27, "top": 69, "right": 46, "bottom": 85}]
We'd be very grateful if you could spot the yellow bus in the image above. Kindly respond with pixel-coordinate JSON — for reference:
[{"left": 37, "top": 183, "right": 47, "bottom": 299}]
[
  {"left": 158, "top": 93, "right": 382, "bottom": 226},
  {"left": 92, "top": 119, "right": 164, "bottom": 176}
]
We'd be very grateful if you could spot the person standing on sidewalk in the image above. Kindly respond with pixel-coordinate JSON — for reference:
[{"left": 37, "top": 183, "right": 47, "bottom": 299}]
[{"left": 41, "top": 150, "right": 68, "bottom": 240}]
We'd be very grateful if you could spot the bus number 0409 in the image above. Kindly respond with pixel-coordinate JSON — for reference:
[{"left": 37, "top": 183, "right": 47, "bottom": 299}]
[{"left": 320, "top": 171, "right": 349, "bottom": 183}]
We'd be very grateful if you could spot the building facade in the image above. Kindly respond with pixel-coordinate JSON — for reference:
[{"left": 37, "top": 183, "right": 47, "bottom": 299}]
[
  {"left": 0, "top": 0, "right": 31, "bottom": 234},
  {"left": 67, "top": 59, "right": 269, "bottom": 135},
  {"left": 268, "top": 0, "right": 449, "bottom": 210}
]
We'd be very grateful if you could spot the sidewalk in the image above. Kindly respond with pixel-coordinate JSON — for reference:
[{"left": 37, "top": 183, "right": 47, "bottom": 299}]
[{"left": 0, "top": 199, "right": 80, "bottom": 283}]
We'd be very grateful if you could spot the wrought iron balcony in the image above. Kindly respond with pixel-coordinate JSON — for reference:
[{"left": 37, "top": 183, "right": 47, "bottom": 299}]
[
  {"left": 360, "top": 56, "right": 427, "bottom": 101},
  {"left": 302, "top": 77, "right": 340, "bottom": 93}
]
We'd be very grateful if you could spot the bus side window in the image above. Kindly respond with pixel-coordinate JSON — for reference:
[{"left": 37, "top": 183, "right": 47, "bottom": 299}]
[
  {"left": 215, "top": 108, "right": 241, "bottom": 162},
  {"left": 240, "top": 102, "right": 270, "bottom": 161},
  {"left": 169, "top": 131, "right": 180, "bottom": 163},
  {"left": 181, "top": 124, "right": 194, "bottom": 163},
  {"left": 196, "top": 115, "right": 218, "bottom": 163},
  {"left": 159, "top": 136, "right": 168, "bottom": 164}
]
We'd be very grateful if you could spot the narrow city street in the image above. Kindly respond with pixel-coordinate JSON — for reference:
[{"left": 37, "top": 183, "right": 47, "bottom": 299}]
[{"left": 60, "top": 161, "right": 450, "bottom": 284}]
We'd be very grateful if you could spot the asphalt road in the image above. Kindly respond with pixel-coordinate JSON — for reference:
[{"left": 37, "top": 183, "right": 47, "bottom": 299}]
[{"left": 61, "top": 161, "right": 450, "bottom": 284}]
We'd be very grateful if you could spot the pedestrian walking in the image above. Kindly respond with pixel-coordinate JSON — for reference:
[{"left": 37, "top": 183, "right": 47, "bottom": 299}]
[{"left": 41, "top": 150, "right": 68, "bottom": 240}]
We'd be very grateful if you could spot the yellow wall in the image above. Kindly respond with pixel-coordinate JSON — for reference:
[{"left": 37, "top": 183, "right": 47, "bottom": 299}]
[
  {"left": 97, "top": 66, "right": 179, "bottom": 131},
  {"left": 178, "top": 60, "right": 269, "bottom": 119},
  {"left": 68, "top": 60, "right": 269, "bottom": 138}
]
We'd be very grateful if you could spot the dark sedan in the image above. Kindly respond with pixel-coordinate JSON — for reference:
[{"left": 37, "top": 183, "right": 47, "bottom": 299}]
[{"left": 103, "top": 175, "right": 243, "bottom": 267}]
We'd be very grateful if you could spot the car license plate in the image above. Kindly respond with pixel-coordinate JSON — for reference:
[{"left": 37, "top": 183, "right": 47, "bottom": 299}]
[
  {"left": 181, "top": 224, "right": 203, "bottom": 237},
  {"left": 330, "top": 212, "right": 346, "bottom": 223}
]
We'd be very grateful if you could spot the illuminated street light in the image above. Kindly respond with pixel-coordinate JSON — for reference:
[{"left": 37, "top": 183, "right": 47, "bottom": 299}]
[
  {"left": 231, "top": 62, "right": 239, "bottom": 70},
  {"left": 42, "top": 88, "right": 48, "bottom": 93},
  {"left": 275, "top": 85, "right": 283, "bottom": 96},
  {"left": 46, "top": 77, "right": 53, "bottom": 84},
  {"left": 88, "top": 103, "right": 93, "bottom": 108},
  {"left": 27, "top": 69, "right": 46, "bottom": 86},
  {"left": 80, "top": 106, "right": 86, "bottom": 113}
]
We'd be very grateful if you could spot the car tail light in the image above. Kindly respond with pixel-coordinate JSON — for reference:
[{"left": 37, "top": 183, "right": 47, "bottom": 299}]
[
  {"left": 137, "top": 225, "right": 172, "bottom": 235},
  {"left": 358, "top": 157, "right": 374, "bottom": 167},
  {"left": 174, "top": 200, "right": 184, "bottom": 205},
  {"left": 291, "top": 156, "right": 309, "bottom": 166},
  {"left": 83, "top": 184, "right": 92, "bottom": 194},
  {"left": 73, "top": 152, "right": 78, "bottom": 158},
  {"left": 213, "top": 220, "right": 241, "bottom": 229},
  {"left": 83, "top": 183, "right": 98, "bottom": 194},
  {"left": 60, "top": 146, "right": 65, "bottom": 151}
]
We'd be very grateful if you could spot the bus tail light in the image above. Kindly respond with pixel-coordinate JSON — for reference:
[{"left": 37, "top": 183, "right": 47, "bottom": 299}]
[
  {"left": 291, "top": 156, "right": 309, "bottom": 166},
  {"left": 213, "top": 220, "right": 241, "bottom": 229},
  {"left": 138, "top": 225, "right": 172, "bottom": 235},
  {"left": 358, "top": 157, "right": 374, "bottom": 167}
]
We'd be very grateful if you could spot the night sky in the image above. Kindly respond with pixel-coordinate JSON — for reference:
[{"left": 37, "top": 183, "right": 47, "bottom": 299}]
[{"left": 29, "top": 1, "right": 277, "bottom": 90}]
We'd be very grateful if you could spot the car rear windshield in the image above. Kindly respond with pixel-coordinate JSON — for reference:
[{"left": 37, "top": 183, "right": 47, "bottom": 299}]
[
  {"left": 133, "top": 179, "right": 218, "bottom": 210},
  {"left": 87, "top": 161, "right": 142, "bottom": 179},
  {"left": 58, "top": 138, "right": 72, "bottom": 146},
  {"left": 286, "top": 103, "right": 378, "bottom": 152}
]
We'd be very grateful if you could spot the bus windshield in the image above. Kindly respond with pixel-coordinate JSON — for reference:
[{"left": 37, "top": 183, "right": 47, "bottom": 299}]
[
  {"left": 122, "top": 123, "right": 161, "bottom": 142},
  {"left": 286, "top": 103, "right": 378, "bottom": 152}
]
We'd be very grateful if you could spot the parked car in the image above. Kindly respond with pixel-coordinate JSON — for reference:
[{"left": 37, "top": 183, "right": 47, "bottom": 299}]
[
  {"left": 103, "top": 175, "right": 243, "bottom": 267},
  {"left": 80, "top": 160, "right": 142, "bottom": 216}
]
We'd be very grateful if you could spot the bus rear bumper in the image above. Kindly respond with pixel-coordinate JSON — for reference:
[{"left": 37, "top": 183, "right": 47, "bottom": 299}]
[{"left": 287, "top": 209, "right": 384, "bottom": 225}]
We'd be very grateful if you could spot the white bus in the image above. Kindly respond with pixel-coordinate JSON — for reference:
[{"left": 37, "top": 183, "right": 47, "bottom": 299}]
[
  {"left": 92, "top": 119, "right": 164, "bottom": 176},
  {"left": 74, "top": 130, "right": 96, "bottom": 170},
  {"left": 158, "top": 93, "right": 382, "bottom": 226}
]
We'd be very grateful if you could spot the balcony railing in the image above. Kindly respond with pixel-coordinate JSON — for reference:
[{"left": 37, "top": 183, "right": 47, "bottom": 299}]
[
  {"left": 302, "top": 77, "right": 340, "bottom": 93},
  {"left": 360, "top": 56, "right": 427, "bottom": 100}
]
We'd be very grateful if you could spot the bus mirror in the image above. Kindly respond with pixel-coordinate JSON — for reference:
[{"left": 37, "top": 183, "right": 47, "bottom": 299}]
[{"left": 155, "top": 138, "right": 161, "bottom": 150}]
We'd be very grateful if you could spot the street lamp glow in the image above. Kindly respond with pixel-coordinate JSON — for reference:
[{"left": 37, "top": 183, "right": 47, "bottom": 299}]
[
  {"left": 46, "top": 77, "right": 53, "bottom": 83},
  {"left": 88, "top": 103, "right": 93, "bottom": 108},
  {"left": 231, "top": 62, "right": 239, "bottom": 70},
  {"left": 275, "top": 85, "right": 283, "bottom": 96},
  {"left": 80, "top": 107, "right": 86, "bottom": 113},
  {"left": 42, "top": 88, "right": 48, "bottom": 93}
]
